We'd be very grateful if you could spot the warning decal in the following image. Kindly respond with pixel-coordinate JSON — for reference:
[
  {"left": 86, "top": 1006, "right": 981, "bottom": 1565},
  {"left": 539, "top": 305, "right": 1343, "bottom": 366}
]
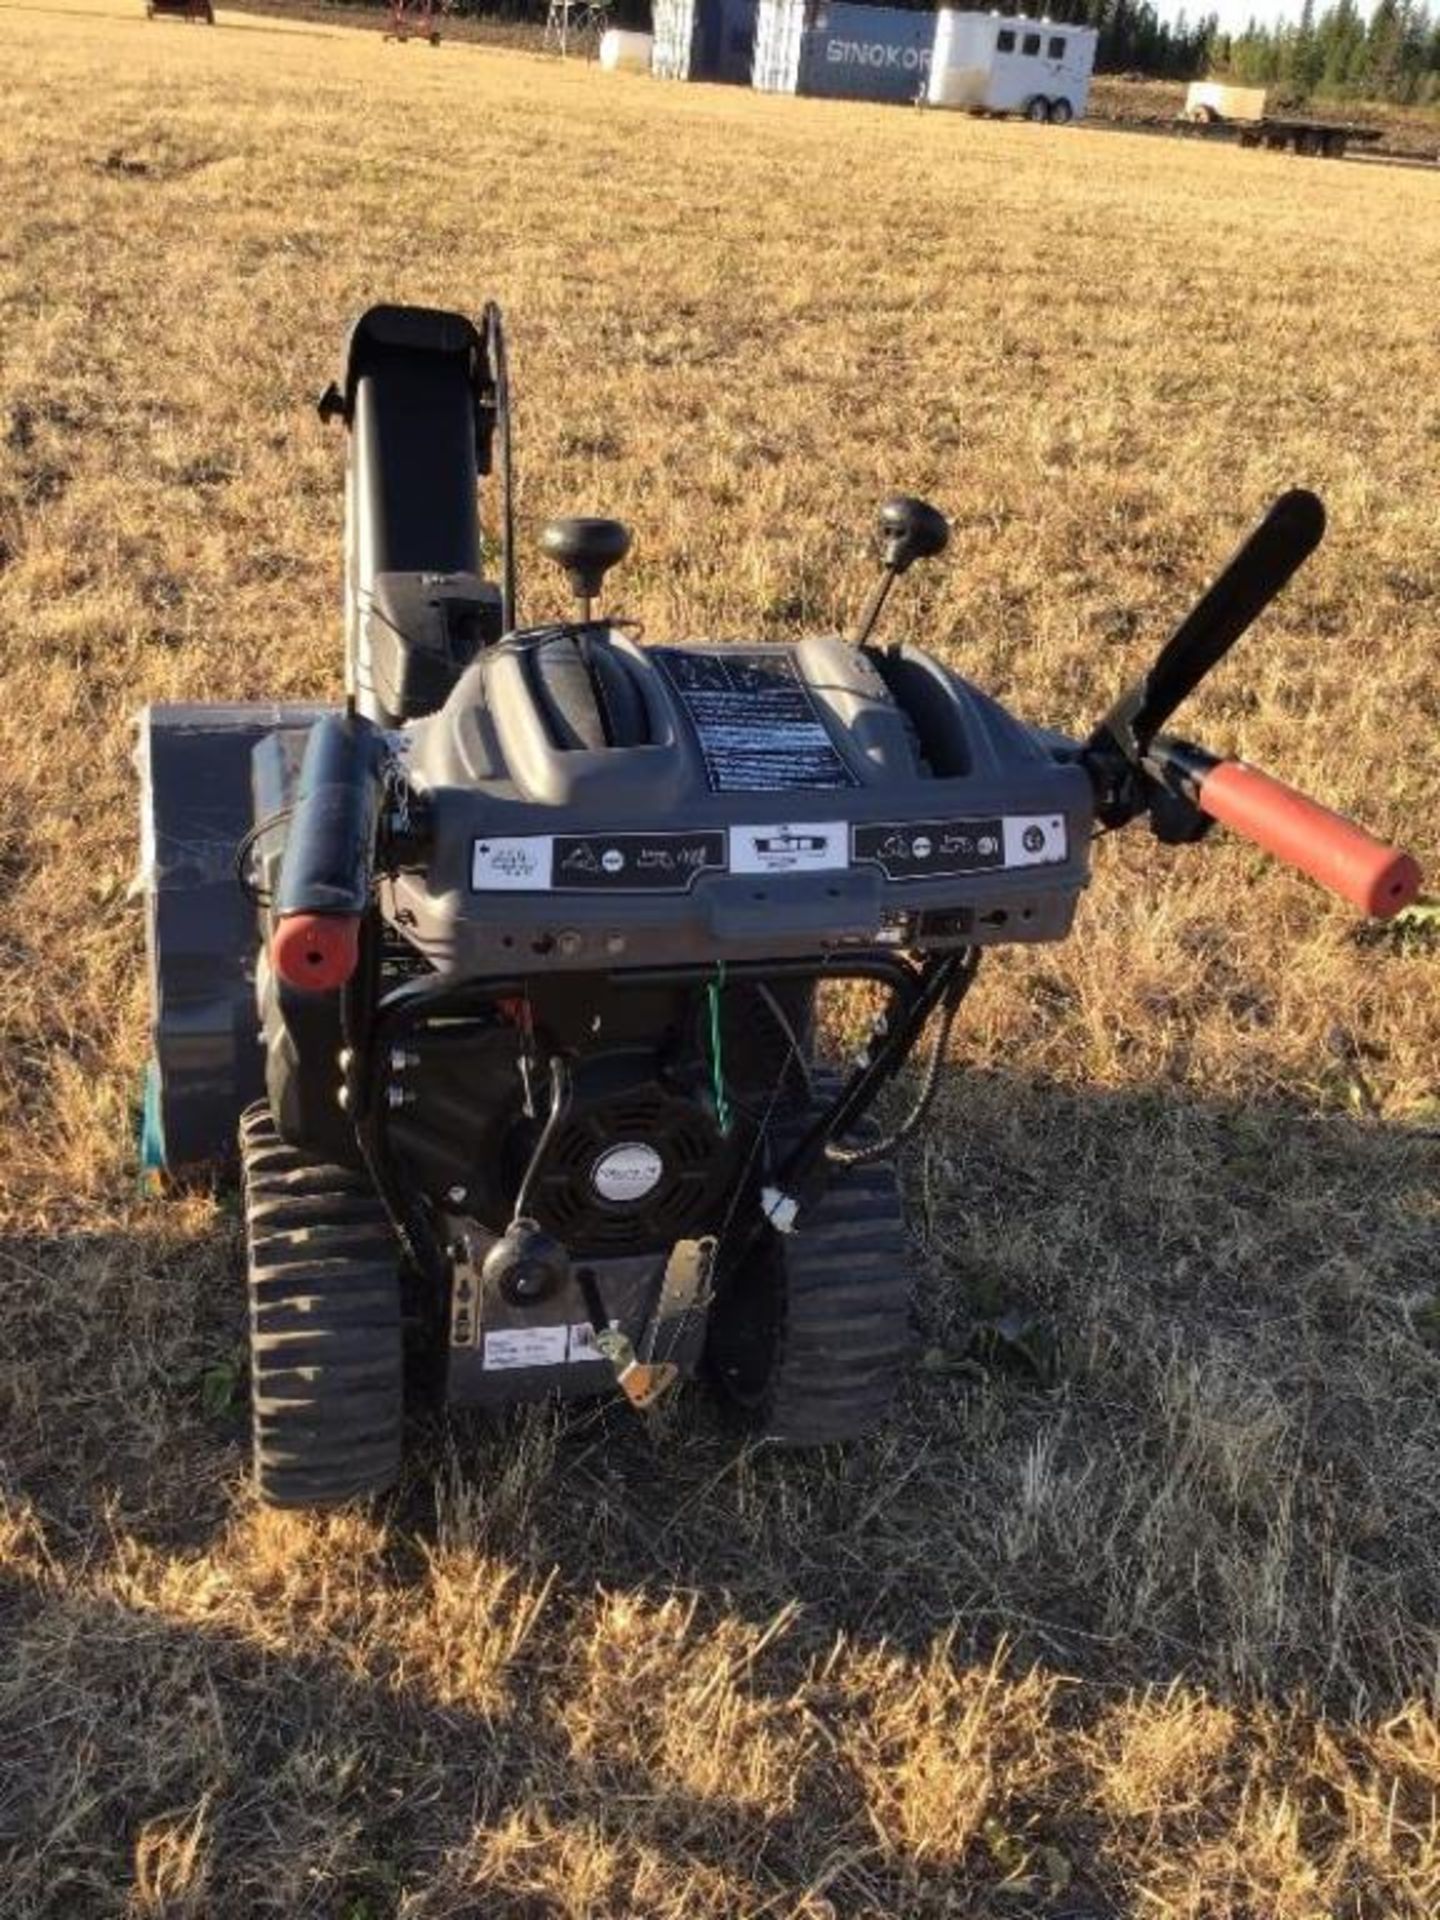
[
  {"left": 476, "top": 1321, "right": 611, "bottom": 1368},
  {"left": 654, "top": 648, "right": 857, "bottom": 793}
]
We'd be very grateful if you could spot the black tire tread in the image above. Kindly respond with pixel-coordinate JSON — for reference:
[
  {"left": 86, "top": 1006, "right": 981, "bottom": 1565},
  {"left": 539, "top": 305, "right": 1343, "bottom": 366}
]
[
  {"left": 241, "top": 1103, "right": 403, "bottom": 1508},
  {"left": 709, "top": 1080, "right": 913, "bottom": 1448},
  {"left": 763, "top": 1158, "right": 912, "bottom": 1445}
]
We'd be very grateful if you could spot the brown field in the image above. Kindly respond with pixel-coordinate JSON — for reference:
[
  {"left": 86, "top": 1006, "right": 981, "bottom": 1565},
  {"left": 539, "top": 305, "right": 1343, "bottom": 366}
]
[{"left": 2, "top": 2, "right": 1439, "bottom": 1913}]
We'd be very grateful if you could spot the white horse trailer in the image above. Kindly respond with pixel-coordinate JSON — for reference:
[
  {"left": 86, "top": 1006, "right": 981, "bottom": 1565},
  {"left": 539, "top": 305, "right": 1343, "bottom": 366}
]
[{"left": 927, "top": 11, "right": 1097, "bottom": 123}]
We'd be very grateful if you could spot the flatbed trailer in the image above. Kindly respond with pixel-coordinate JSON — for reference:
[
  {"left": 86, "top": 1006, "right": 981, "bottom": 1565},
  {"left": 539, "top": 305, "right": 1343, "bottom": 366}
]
[{"left": 1178, "top": 108, "right": 1384, "bottom": 159}]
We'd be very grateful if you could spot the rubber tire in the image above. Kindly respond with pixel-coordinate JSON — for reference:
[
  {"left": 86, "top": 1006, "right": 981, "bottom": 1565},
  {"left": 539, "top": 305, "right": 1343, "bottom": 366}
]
[
  {"left": 1047, "top": 98, "right": 1073, "bottom": 126},
  {"left": 241, "top": 1104, "right": 404, "bottom": 1508},
  {"left": 1024, "top": 96, "right": 1050, "bottom": 124},
  {"left": 706, "top": 1156, "right": 912, "bottom": 1447}
]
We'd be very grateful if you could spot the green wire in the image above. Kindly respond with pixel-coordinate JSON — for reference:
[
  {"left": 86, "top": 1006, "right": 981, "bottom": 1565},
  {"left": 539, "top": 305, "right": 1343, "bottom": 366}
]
[{"left": 707, "top": 963, "right": 732, "bottom": 1136}]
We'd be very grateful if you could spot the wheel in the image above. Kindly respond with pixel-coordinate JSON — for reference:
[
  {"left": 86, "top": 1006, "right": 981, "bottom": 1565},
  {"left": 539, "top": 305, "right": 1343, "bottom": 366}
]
[
  {"left": 1047, "top": 97, "right": 1073, "bottom": 125},
  {"left": 1024, "top": 95, "right": 1050, "bottom": 124},
  {"left": 706, "top": 1156, "right": 912, "bottom": 1446},
  {"left": 241, "top": 1103, "right": 404, "bottom": 1508}
]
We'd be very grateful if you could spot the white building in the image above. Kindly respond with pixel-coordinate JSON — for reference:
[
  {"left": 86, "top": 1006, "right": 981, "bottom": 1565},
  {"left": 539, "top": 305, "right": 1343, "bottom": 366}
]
[{"left": 927, "top": 11, "right": 1098, "bottom": 123}]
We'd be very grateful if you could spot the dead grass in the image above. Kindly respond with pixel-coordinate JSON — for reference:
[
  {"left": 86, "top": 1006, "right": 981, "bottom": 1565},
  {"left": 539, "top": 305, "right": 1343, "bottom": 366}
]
[{"left": 1, "top": 1, "right": 1438, "bottom": 1912}]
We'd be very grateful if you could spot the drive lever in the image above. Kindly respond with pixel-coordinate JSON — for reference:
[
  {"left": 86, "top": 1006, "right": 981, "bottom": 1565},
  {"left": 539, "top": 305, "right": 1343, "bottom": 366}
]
[{"left": 1091, "top": 489, "right": 1327, "bottom": 771}]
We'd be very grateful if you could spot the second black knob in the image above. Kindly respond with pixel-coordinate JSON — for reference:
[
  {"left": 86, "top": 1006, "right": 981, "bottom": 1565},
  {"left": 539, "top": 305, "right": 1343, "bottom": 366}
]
[{"left": 540, "top": 517, "right": 632, "bottom": 618}]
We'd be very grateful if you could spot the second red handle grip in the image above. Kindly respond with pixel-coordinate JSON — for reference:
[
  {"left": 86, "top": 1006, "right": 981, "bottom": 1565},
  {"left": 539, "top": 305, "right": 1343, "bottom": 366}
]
[{"left": 1197, "top": 760, "right": 1421, "bottom": 919}]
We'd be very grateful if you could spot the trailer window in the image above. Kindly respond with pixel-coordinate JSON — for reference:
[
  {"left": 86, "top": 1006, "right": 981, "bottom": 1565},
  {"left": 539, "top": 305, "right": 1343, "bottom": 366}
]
[
  {"left": 1048, "top": 33, "right": 1066, "bottom": 57},
  {"left": 996, "top": 27, "right": 1016, "bottom": 51},
  {"left": 1022, "top": 31, "right": 1041, "bottom": 54}
]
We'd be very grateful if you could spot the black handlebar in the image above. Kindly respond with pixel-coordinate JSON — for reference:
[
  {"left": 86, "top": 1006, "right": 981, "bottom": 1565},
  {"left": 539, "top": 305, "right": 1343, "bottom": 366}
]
[{"left": 1089, "top": 488, "right": 1326, "bottom": 765}]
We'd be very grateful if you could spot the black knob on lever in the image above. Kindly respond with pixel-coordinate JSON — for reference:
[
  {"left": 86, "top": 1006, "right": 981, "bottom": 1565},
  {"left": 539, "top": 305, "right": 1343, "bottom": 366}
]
[
  {"left": 878, "top": 495, "right": 950, "bottom": 575},
  {"left": 540, "top": 517, "right": 632, "bottom": 621},
  {"left": 853, "top": 495, "right": 950, "bottom": 647}
]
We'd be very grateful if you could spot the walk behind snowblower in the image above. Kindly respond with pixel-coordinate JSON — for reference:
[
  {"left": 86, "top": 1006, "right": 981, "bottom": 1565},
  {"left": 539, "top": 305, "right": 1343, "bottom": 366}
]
[{"left": 138, "top": 304, "right": 1422, "bottom": 1506}]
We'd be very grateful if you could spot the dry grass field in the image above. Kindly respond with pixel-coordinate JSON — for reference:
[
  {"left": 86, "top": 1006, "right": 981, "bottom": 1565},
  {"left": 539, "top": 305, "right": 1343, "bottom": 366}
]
[{"left": 2, "top": 2, "right": 1439, "bottom": 1912}]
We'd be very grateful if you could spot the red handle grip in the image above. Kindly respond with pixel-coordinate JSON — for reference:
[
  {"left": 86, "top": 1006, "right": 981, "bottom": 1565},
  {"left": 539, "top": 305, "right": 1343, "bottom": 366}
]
[
  {"left": 272, "top": 912, "right": 361, "bottom": 993},
  {"left": 1197, "top": 760, "right": 1422, "bottom": 919}
]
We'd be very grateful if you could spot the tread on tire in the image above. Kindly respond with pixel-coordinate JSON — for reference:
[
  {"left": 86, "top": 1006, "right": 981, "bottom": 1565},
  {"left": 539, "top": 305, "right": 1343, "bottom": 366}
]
[
  {"left": 707, "top": 1144, "right": 912, "bottom": 1447},
  {"left": 241, "top": 1103, "right": 404, "bottom": 1508}
]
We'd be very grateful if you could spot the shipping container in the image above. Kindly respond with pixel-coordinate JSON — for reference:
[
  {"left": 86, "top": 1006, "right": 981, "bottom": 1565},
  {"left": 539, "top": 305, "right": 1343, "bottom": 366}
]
[
  {"left": 927, "top": 10, "right": 1097, "bottom": 122},
  {"left": 652, "top": 0, "right": 760, "bottom": 83},
  {"left": 752, "top": 0, "right": 935, "bottom": 106}
]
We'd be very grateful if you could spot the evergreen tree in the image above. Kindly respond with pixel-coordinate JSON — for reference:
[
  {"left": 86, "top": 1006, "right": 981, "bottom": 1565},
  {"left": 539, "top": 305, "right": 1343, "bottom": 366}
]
[
  {"left": 1288, "top": 0, "right": 1325, "bottom": 92},
  {"left": 1205, "top": 0, "right": 1440, "bottom": 102}
]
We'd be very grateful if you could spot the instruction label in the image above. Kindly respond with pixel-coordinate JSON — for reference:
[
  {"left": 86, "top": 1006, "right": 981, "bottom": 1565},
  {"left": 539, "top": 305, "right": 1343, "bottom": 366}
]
[
  {"left": 853, "top": 815, "right": 1067, "bottom": 879},
  {"left": 481, "top": 1325, "right": 568, "bottom": 1371},
  {"left": 654, "top": 648, "right": 857, "bottom": 793},
  {"left": 471, "top": 1321, "right": 611, "bottom": 1367},
  {"left": 472, "top": 831, "right": 726, "bottom": 893},
  {"left": 471, "top": 836, "right": 554, "bottom": 892},
  {"left": 552, "top": 831, "right": 725, "bottom": 892}
]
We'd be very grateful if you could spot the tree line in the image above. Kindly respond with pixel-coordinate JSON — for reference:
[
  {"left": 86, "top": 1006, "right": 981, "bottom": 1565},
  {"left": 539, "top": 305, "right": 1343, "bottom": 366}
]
[
  {"left": 1213, "top": 0, "right": 1440, "bottom": 101},
  {"left": 1026, "top": 0, "right": 1440, "bottom": 99}
]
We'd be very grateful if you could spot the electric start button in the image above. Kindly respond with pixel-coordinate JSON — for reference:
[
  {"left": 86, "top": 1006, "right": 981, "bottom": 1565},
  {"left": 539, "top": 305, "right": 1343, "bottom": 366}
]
[{"left": 591, "top": 1142, "right": 664, "bottom": 1204}]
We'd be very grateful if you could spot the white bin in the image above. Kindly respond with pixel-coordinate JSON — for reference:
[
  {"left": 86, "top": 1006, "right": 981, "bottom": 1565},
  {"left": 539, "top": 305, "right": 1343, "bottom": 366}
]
[{"left": 599, "top": 28, "right": 655, "bottom": 72}]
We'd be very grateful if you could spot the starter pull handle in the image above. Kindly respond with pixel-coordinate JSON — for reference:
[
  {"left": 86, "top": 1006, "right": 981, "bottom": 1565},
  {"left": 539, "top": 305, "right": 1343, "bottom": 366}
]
[{"left": 1196, "top": 759, "right": 1421, "bottom": 919}]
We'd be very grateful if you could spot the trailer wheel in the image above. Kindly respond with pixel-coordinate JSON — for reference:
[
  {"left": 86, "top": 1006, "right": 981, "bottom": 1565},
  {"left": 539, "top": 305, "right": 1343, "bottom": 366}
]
[
  {"left": 1024, "top": 95, "right": 1050, "bottom": 123},
  {"left": 241, "top": 1104, "right": 405, "bottom": 1508},
  {"left": 1047, "top": 97, "right": 1074, "bottom": 125},
  {"left": 706, "top": 1157, "right": 912, "bottom": 1447}
]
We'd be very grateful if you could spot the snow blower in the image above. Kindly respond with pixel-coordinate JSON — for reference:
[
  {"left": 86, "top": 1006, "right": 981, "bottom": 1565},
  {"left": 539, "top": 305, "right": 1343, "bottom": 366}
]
[{"left": 138, "top": 303, "right": 1421, "bottom": 1505}]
